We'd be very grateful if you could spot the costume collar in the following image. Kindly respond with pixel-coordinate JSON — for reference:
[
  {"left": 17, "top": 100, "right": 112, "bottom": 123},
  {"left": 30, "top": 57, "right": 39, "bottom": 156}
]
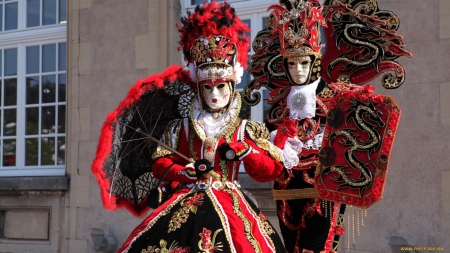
[
  {"left": 190, "top": 92, "right": 241, "bottom": 140},
  {"left": 287, "top": 77, "right": 321, "bottom": 120}
]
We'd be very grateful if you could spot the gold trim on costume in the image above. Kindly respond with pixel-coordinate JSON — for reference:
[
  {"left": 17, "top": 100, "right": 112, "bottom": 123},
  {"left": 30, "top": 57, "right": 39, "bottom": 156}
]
[
  {"left": 205, "top": 189, "right": 237, "bottom": 253},
  {"left": 272, "top": 188, "right": 319, "bottom": 200},
  {"left": 228, "top": 189, "right": 262, "bottom": 253},
  {"left": 245, "top": 120, "right": 283, "bottom": 163}
]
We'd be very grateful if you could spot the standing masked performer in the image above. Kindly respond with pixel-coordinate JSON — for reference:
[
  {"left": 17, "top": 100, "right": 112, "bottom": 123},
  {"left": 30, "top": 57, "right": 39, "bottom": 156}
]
[
  {"left": 244, "top": 0, "right": 412, "bottom": 252},
  {"left": 91, "top": 1, "right": 289, "bottom": 253}
]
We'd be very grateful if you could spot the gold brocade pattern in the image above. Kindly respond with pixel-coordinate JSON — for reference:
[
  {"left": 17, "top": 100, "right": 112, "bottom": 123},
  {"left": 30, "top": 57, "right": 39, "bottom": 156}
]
[
  {"left": 141, "top": 239, "right": 189, "bottom": 253},
  {"left": 188, "top": 125, "right": 198, "bottom": 161},
  {"left": 272, "top": 188, "right": 319, "bottom": 200},
  {"left": 219, "top": 160, "right": 229, "bottom": 181},
  {"left": 245, "top": 121, "right": 283, "bottom": 162},
  {"left": 168, "top": 193, "right": 205, "bottom": 233},
  {"left": 228, "top": 189, "right": 262, "bottom": 253}
]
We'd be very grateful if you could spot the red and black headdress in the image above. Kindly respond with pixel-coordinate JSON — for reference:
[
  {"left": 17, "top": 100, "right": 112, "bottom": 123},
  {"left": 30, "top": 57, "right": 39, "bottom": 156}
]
[{"left": 176, "top": 1, "right": 250, "bottom": 85}]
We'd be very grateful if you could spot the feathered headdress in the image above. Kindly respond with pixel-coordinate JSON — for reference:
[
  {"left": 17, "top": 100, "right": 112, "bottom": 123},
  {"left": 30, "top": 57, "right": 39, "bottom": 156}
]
[{"left": 176, "top": 1, "right": 250, "bottom": 84}]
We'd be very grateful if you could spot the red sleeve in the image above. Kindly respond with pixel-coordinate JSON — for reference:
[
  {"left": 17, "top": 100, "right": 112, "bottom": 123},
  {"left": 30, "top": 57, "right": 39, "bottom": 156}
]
[
  {"left": 153, "top": 155, "right": 196, "bottom": 183},
  {"left": 242, "top": 140, "right": 283, "bottom": 183}
]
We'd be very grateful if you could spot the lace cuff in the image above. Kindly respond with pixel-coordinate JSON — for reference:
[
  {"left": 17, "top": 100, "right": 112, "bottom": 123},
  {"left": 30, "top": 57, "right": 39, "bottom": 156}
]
[{"left": 270, "top": 130, "right": 303, "bottom": 169}]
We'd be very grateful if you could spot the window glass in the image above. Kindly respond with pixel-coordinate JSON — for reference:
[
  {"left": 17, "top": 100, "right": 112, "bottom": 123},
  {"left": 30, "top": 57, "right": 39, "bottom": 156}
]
[
  {"left": 58, "top": 43, "right": 66, "bottom": 71},
  {"left": 58, "top": 0, "right": 66, "bottom": 23},
  {"left": 42, "top": 75, "right": 56, "bottom": 103},
  {"left": 42, "top": 44, "right": 56, "bottom": 72},
  {"left": 0, "top": 5, "right": 3, "bottom": 32},
  {"left": 3, "top": 108, "right": 16, "bottom": 136},
  {"left": 26, "top": 46, "right": 40, "bottom": 74},
  {"left": 43, "top": 0, "right": 56, "bottom": 25},
  {"left": 3, "top": 139, "right": 15, "bottom": 166},
  {"left": 41, "top": 106, "right": 55, "bottom": 134},
  {"left": 57, "top": 105, "right": 65, "bottom": 133},
  {"left": 26, "top": 107, "right": 39, "bottom": 135},
  {"left": 26, "top": 76, "right": 40, "bottom": 104},
  {"left": 27, "top": 0, "right": 41, "bottom": 28},
  {"left": 25, "top": 138, "right": 39, "bottom": 165},
  {"left": 4, "top": 78, "right": 16, "bottom": 106},
  {"left": 58, "top": 74, "right": 66, "bottom": 102},
  {"left": 5, "top": 2, "right": 17, "bottom": 30},
  {"left": 41, "top": 137, "right": 55, "bottom": 165},
  {"left": 57, "top": 136, "right": 64, "bottom": 164},
  {"left": 4, "top": 48, "right": 17, "bottom": 76}
]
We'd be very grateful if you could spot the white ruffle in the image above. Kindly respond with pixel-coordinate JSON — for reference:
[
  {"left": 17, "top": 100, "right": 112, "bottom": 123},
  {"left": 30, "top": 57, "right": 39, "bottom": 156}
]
[
  {"left": 234, "top": 62, "right": 244, "bottom": 85},
  {"left": 270, "top": 130, "right": 303, "bottom": 169},
  {"left": 286, "top": 78, "right": 321, "bottom": 120}
]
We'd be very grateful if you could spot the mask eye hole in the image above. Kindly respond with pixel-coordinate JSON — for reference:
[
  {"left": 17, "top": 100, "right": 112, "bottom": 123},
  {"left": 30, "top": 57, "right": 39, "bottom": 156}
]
[
  {"left": 217, "top": 83, "right": 226, "bottom": 89},
  {"left": 203, "top": 84, "right": 212, "bottom": 90},
  {"left": 301, "top": 60, "right": 310, "bottom": 66},
  {"left": 288, "top": 61, "right": 296, "bottom": 68}
]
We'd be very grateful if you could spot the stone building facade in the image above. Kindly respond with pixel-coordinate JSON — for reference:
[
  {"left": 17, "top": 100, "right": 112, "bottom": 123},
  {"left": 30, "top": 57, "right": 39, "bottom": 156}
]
[{"left": 0, "top": 0, "right": 449, "bottom": 252}]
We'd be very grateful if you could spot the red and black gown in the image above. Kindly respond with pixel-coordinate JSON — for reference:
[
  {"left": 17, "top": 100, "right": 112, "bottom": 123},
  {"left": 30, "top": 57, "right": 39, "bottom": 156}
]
[{"left": 118, "top": 93, "right": 286, "bottom": 253}]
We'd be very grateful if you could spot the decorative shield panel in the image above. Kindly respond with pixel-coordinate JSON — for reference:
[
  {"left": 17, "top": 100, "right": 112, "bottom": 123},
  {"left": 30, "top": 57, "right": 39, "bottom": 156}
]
[{"left": 314, "top": 85, "right": 401, "bottom": 208}]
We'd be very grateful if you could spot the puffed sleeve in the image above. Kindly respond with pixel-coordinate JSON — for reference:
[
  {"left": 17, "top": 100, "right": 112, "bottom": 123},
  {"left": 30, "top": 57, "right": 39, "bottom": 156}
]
[{"left": 241, "top": 121, "right": 284, "bottom": 182}]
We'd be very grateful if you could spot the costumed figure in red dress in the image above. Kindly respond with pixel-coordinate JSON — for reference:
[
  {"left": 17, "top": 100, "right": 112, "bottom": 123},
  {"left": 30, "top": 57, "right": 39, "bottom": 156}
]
[
  {"left": 243, "top": 0, "right": 412, "bottom": 252},
  {"left": 91, "top": 2, "right": 289, "bottom": 253}
]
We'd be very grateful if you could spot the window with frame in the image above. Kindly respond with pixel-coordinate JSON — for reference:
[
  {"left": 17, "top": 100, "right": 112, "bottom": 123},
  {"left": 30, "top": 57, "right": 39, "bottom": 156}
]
[{"left": 0, "top": 0, "right": 66, "bottom": 177}]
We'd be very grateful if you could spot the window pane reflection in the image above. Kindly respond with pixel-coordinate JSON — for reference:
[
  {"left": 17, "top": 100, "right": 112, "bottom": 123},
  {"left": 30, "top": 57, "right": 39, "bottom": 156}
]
[
  {"left": 58, "top": 74, "right": 66, "bottom": 102},
  {"left": 25, "top": 138, "right": 38, "bottom": 166},
  {"left": 4, "top": 48, "right": 17, "bottom": 76},
  {"left": 57, "top": 136, "right": 65, "bottom": 165},
  {"left": 26, "top": 76, "right": 40, "bottom": 104},
  {"left": 58, "top": 43, "right": 66, "bottom": 71},
  {"left": 0, "top": 5, "right": 3, "bottom": 32},
  {"left": 42, "top": 75, "right": 56, "bottom": 103},
  {"left": 59, "top": 0, "right": 66, "bottom": 23},
  {"left": 26, "top": 107, "right": 39, "bottom": 135},
  {"left": 41, "top": 137, "right": 55, "bottom": 165},
  {"left": 42, "top": 44, "right": 56, "bottom": 72},
  {"left": 3, "top": 108, "right": 16, "bottom": 136},
  {"left": 41, "top": 106, "right": 55, "bottom": 134},
  {"left": 27, "top": 0, "right": 40, "bottom": 27},
  {"left": 3, "top": 139, "right": 16, "bottom": 166},
  {"left": 58, "top": 105, "right": 65, "bottom": 133},
  {"left": 43, "top": 0, "right": 56, "bottom": 25},
  {"left": 4, "top": 78, "right": 17, "bottom": 106},
  {"left": 5, "top": 2, "right": 18, "bottom": 30},
  {"left": 27, "top": 46, "right": 40, "bottom": 74}
]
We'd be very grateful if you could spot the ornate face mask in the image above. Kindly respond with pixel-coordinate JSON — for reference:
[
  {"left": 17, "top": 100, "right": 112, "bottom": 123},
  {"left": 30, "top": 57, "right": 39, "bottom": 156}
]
[
  {"left": 287, "top": 56, "right": 312, "bottom": 85},
  {"left": 200, "top": 80, "right": 232, "bottom": 111}
]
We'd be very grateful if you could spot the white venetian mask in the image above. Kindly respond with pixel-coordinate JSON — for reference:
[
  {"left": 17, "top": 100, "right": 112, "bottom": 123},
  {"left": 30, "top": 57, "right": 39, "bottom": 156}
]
[
  {"left": 287, "top": 56, "right": 312, "bottom": 85},
  {"left": 200, "top": 80, "right": 232, "bottom": 110}
]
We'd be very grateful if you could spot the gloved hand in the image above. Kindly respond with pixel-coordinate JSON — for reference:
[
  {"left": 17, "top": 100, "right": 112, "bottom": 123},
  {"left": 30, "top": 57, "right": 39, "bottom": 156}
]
[
  {"left": 218, "top": 142, "right": 251, "bottom": 161},
  {"left": 273, "top": 119, "right": 298, "bottom": 149},
  {"left": 194, "top": 159, "right": 213, "bottom": 178}
]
